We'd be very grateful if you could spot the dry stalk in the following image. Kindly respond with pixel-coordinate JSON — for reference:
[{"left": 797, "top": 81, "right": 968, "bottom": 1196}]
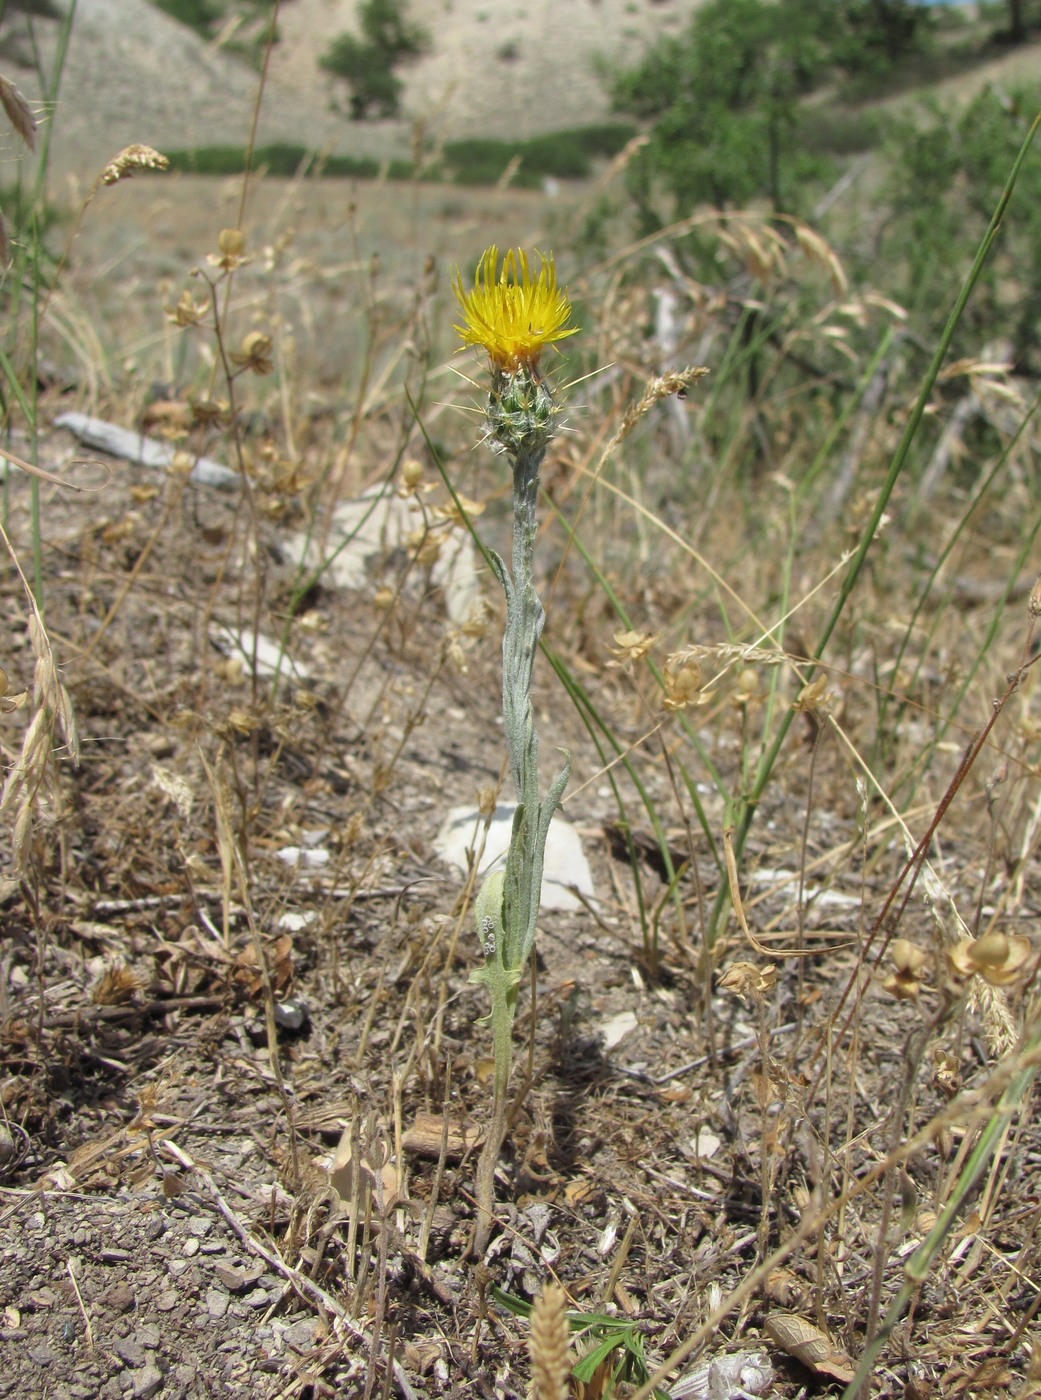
[
  {"left": 199, "top": 746, "right": 300, "bottom": 1186},
  {"left": 0, "top": 522, "right": 78, "bottom": 886}
]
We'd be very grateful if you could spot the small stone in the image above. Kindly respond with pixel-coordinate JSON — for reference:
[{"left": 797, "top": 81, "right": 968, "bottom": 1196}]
[
  {"left": 205, "top": 1287, "right": 228, "bottom": 1319},
  {"left": 115, "top": 1338, "right": 148, "bottom": 1368},
  {"left": 181, "top": 1239, "right": 199, "bottom": 1258},
  {"left": 109, "top": 1283, "right": 136, "bottom": 1314},
  {"left": 187, "top": 1218, "right": 211, "bottom": 1238},
  {"left": 28, "top": 1342, "right": 57, "bottom": 1366},
  {"left": 214, "top": 1262, "right": 263, "bottom": 1292},
  {"left": 137, "top": 1324, "right": 162, "bottom": 1349},
  {"left": 131, "top": 1362, "right": 164, "bottom": 1399},
  {"left": 280, "top": 1318, "right": 316, "bottom": 1351},
  {"left": 155, "top": 1290, "right": 179, "bottom": 1312}
]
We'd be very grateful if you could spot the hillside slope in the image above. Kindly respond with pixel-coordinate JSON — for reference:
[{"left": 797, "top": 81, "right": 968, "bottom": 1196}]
[
  {"left": 4, "top": 0, "right": 698, "bottom": 183},
  {"left": 3, "top": 0, "right": 1039, "bottom": 191}
]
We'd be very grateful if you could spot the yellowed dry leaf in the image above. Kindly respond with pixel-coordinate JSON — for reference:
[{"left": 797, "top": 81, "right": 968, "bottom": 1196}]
[{"left": 764, "top": 1311, "right": 855, "bottom": 1384}]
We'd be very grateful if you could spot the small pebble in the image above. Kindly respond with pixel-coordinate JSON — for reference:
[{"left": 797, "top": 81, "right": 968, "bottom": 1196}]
[
  {"left": 115, "top": 1338, "right": 148, "bottom": 1368},
  {"left": 131, "top": 1362, "right": 164, "bottom": 1399},
  {"left": 206, "top": 1287, "right": 229, "bottom": 1320},
  {"left": 109, "top": 1283, "right": 136, "bottom": 1313}
]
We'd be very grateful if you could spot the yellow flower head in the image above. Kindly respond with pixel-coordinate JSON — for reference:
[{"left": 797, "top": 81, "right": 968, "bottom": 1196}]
[{"left": 453, "top": 246, "right": 577, "bottom": 370}]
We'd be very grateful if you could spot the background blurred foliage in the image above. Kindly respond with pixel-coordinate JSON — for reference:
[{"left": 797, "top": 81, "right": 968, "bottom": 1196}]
[{"left": 605, "top": 0, "right": 1041, "bottom": 371}]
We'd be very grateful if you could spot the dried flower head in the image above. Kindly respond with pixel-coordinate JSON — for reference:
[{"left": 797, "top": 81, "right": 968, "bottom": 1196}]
[
  {"left": 453, "top": 246, "right": 577, "bottom": 370},
  {"left": 882, "top": 938, "right": 929, "bottom": 1000},
  {"left": 948, "top": 932, "right": 1031, "bottom": 987},
  {"left": 229, "top": 330, "right": 274, "bottom": 376},
  {"left": 165, "top": 289, "right": 207, "bottom": 328},
  {"left": 435, "top": 493, "right": 486, "bottom": 527},
  {"left": 718, "top": 961, "right": 777, "bottom": 1004},
  {"left": 1029, "top": 571, "right": 1041, "bottom": 619},
  {"left": 208, "top": 228, "right": 248, "bottom": 272},
  {"left": 794, "top": 674, "right": 831, "bottom": 715},
  {"left": 731, "top": 666, "right": 761, "bottom": 707},
  {"left": 399, "top": 458, "right": 424, "bottom": 494},
  {"left": 663, "top": 652, "right": 703, "bottom": 711},
  {"left": 609, "top": 629, "right": 659, "bottom": 665},
  {"left": 101, "top": 145, "right": 169, "bottom": 186}
]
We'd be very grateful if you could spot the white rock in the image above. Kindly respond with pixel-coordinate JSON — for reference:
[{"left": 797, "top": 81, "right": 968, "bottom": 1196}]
[{"left": 434, "top": 803, "right": 594, "bottom": 912}]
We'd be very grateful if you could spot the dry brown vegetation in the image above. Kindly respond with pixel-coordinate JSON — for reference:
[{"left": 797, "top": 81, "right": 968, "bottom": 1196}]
[{"left": 2, "top": 31, "right": 1041, "bottom": 1400}]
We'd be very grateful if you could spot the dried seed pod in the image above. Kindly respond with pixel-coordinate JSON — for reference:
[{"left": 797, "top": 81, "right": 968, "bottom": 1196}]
[
  {"left": 764, "top": 1312, "right": 855, "bottom": 1384},
  {"left": 883, "top": 938, "right": 929, "bottom": 999},
  {"left": 948, "top": 932, "right": 1031, "bottom": 987}
]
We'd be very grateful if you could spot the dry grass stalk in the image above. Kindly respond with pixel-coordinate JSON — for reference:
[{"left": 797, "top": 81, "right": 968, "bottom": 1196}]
[
  {"left": 528, "top": 1283, "right": 571, "bottom": 1400},
  {"left": 0, "top": 525, "right": 78, "bottom": 884}
]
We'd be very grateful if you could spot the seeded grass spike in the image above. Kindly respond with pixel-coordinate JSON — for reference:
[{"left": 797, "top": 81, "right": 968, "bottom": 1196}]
[{"left": 454, "top": 247, "right": 576, "bottom": 1253}]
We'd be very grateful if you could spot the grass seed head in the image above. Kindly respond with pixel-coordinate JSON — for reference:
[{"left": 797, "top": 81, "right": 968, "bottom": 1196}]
[
  {"left": 0, "top": 74, "right": 35, "bottom": 150},
  {"left": 527, "top": 1282, "right": 571, "bottom": 1400},
  {"left": 101, "top": 144, "right": 168, "bottom": 185}
]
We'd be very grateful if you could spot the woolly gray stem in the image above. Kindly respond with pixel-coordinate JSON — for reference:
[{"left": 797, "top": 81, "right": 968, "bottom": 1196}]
[{"left": 470, "top": 371, "right": 571, "bottom": 1256}]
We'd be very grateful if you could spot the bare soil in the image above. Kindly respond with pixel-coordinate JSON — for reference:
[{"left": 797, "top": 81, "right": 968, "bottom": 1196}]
[{"left": 3, "top": 349, "right": 1040, "bottom": 1400}]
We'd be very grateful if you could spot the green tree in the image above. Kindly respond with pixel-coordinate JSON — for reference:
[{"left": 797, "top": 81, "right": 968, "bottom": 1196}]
[
  {"left": 610, "top": 0, "right": 937, "bottom": 224},
  {"left": 878, "top": 88, "right": 1041, "bottom": 367},
  {"left": 320, "top": 0, "right": 429, "bottom": 121},
  {"left": 828, "top": 0, "right": 934, "bottom": 87},
  {"left": 611, "top": 0, "right": 840, "bottom": 221}
]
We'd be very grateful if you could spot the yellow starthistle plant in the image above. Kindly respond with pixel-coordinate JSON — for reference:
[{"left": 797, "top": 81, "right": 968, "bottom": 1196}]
[{"left": 453, "top": 247, "right": 576, "bottom": 1254}]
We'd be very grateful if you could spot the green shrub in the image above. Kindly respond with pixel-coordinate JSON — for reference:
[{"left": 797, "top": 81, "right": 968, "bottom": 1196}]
[
  {"left": 442, "top": 125, "right": 638, "bottom": 187},
  {"left": 320, "top": 0, "right": 429, "bottom": 120},
  {"left": 151, "top": 0, "right": 222, "bottom": 38},
  {"left": 163, "top": 145, "right": 385, "bottom": 179}
]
